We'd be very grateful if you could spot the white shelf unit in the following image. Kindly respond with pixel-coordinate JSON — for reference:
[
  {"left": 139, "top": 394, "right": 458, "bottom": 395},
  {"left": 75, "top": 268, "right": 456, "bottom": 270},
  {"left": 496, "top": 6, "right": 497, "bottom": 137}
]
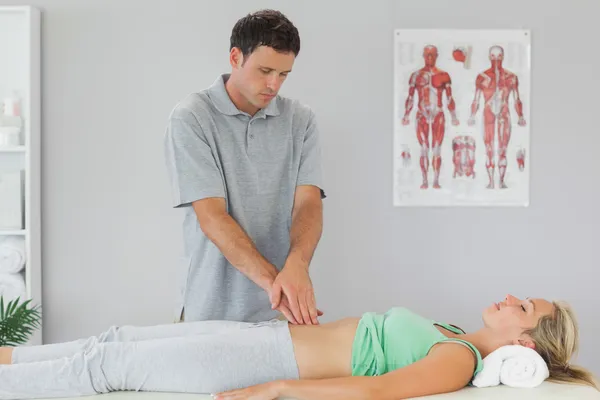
[
  {"left": 0, "top": 230, "right": 26, "bottom": 236},
  {"left": 0, "top": 6, "right": 42, "bottom": 346}
]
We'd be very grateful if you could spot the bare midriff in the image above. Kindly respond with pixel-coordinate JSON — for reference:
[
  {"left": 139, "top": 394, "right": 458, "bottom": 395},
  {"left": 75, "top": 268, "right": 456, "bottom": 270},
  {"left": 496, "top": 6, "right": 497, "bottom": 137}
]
[{"left": 287, "top": 317, "right": 361, "bottom": 379}]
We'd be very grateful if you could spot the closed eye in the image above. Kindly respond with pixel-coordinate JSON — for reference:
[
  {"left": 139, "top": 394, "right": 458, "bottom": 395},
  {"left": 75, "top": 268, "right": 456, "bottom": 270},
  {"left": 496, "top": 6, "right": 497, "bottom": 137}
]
[{"left": 521, "top": 305, "right": 526, "bottom": 312}]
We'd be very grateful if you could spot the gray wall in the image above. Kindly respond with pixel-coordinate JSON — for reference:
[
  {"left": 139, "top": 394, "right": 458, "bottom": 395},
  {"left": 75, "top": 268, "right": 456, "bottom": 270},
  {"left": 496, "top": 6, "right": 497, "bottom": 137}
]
[{"left": 2, "top": 0, "right": 598, "bottom": 375}]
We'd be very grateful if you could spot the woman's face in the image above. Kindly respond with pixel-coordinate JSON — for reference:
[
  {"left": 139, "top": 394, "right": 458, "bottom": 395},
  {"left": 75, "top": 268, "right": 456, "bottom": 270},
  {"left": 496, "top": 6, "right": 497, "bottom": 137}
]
[{"left": 482, "top": 294, "right": 554, "bottom": 346}]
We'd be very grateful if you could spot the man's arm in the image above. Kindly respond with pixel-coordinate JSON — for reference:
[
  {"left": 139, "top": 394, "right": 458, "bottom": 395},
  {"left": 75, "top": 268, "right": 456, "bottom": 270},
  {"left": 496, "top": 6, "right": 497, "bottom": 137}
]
[
  {"left": 192, "top": 197, "right": 278, "bottom": 292},
  {"left": 287, "top": 185, "right": 323, "bottom": 269},
  {"left": 271, "top": 185, "right": 324, "bottom": 324},
  {"left": 270, "top": 108, "right": 326, "bottom": 325},
  {"left": 193, "top": 197, "right": 302, "bottom": 323},
  {"left": 277, "top": 342, "right": 476, "bottom": 400}
]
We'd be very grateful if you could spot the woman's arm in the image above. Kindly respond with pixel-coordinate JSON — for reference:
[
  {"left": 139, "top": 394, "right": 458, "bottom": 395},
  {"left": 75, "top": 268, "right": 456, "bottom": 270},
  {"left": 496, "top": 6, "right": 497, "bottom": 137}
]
[
  {"left": 277, "top": 375, "right": 379, "bottom": 400},
  {"left": 277, "top": 342, "right": 476, "bottom": 400}
]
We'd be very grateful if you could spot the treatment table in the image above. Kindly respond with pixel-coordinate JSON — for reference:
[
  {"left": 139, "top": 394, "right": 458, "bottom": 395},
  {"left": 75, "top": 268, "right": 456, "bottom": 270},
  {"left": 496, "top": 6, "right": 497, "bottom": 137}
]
[{"left": 43, "top": 381, "right": 600, "bottom": 399}]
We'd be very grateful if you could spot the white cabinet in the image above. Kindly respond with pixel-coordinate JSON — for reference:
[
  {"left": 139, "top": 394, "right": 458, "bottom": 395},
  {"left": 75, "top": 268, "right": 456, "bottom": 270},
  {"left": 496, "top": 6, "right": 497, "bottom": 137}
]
[{"left": 0, "top": 5, "right": 42, "bottom": 345}]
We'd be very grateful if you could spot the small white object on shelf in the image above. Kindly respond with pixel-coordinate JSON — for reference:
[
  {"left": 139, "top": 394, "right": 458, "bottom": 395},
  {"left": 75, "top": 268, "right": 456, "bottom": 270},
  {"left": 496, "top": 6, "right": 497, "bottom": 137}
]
[
  {"left": 0, "top": 235, "right": 26, "bottom": 274},
  {"left": 0, "top": 126, "right": 21, "bottom": 147},
  {"left": 2, "top": 92, "right": 22, "bottom": 117},
  {"left": 0, "top": 92, "right": 24, "bottom": 147}
]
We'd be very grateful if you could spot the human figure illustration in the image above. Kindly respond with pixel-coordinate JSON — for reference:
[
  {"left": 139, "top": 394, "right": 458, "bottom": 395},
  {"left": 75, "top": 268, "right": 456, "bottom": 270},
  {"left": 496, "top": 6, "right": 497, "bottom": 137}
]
[
  {"left": 468, "top": 45, "right": 526, "bottom": 189},
  {"left": 402, "top": 45, "right": 459, "bottom": 189}
]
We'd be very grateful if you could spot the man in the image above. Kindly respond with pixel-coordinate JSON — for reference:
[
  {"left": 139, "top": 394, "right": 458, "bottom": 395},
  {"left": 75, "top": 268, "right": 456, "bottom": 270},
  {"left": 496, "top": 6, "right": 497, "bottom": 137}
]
[
  {"left": 402, "top": 45, "right": 459, "bottom": 189},
  {"left": 164, "top": 9, "right": 325, "bottom": 325},
  {"left": 468, "top": 45, "right": 527, "bottom": 189}
]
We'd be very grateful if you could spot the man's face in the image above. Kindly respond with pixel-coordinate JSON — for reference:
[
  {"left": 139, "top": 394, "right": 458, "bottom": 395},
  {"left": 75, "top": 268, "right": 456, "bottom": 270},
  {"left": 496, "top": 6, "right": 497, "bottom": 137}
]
[
  {"left": 230, "top": 45, "right": 295, "bottom": 112},
  {"left": 423, "top": 46, "right": 438, "bottom": 67}
]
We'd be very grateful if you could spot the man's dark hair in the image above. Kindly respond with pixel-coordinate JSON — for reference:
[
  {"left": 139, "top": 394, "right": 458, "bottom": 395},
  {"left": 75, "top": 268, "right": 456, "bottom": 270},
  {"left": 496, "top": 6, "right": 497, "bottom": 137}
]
[{"left": 230, "top": 9, "right": 300, "bottom": 59}]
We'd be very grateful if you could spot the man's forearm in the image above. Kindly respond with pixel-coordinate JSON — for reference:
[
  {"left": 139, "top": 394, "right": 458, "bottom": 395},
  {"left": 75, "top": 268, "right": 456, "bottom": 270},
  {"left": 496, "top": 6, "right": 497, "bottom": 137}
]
[
  {"left": 287, "top": 200, "right": 323, "bottom": 268},
  {"left": 200, "top": 211, "right": 277, "bottom": 291},
  {"left": 278, "top": 376, "right": 379, "bottom": 400}
]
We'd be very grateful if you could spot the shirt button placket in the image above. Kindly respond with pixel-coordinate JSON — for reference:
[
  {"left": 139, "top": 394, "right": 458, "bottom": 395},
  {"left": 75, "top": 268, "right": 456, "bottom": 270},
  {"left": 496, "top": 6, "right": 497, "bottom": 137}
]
[{"left": 248, "top": 119, "right": 256, "bottom": 154}]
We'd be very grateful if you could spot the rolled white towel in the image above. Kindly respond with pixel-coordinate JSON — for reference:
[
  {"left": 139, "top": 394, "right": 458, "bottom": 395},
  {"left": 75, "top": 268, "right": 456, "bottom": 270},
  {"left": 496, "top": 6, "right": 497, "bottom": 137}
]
[
  {"left": 472, "top": 345, "right": 549, "bottom": 388},
  {"left": 0, "top": 272, "right": 27, "bottom": 304},
  {"left": 0, "top": 236, "right": 26, "bottom": 273}
]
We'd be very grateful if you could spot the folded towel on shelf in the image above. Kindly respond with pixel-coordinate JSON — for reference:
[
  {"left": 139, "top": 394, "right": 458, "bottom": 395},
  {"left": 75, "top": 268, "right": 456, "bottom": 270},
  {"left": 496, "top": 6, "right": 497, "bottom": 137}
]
[
  {"left": 0, "top": 235, "right": 26, "bottom": 274},
  {"left": 0, "top": 272, "right": 26, "bottom": 303},
  {"left": 472, "top": 345, "right": 549, "bottom": 388}
]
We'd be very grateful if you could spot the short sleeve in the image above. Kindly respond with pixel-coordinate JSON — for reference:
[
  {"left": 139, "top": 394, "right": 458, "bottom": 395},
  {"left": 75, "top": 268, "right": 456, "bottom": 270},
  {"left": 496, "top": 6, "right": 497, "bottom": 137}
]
[
  {"left": 297, "top": 110, "right": 326, "bottom": 199},
  {"left": 163, "top": 111, "right": 225, "bottom": 208}
]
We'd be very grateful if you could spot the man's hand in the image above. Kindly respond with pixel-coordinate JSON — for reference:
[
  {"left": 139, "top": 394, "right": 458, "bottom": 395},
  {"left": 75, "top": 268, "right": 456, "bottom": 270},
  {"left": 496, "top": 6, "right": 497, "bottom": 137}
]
[
  {"left": 266, "top": 287, "right": 300, "bottom": 324},
  {"left": 269, "top": 263, "right": 322, "bottom": 325},
  {"left": 270, "top": 292, "right": 324, "bottom": 325}
]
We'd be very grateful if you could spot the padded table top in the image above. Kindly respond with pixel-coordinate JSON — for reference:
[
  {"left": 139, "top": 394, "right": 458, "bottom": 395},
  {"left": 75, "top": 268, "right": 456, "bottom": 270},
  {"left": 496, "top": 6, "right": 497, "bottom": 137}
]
[{"left": 42, "top": 381, "right": 600, "bottom": 399}]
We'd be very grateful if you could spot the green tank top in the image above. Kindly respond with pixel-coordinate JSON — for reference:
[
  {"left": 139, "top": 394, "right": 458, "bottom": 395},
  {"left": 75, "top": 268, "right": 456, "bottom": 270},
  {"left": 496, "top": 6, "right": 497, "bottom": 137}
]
[{"left": 351, "top": 307, "right": 483, "bottom": 379}]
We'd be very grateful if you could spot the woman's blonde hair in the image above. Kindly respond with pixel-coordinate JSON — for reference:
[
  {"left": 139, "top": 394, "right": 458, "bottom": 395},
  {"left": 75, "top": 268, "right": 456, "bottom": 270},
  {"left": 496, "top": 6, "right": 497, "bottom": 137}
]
[{"left": 524, "top": 300, "right": 598, "bottom": 390}]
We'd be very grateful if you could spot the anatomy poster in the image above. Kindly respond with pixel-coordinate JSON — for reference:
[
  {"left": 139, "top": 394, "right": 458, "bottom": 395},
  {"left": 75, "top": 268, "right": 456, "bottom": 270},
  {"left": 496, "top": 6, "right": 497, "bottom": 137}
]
[{"left": 393, "top": 29, "right": 531, "bottom": 206}]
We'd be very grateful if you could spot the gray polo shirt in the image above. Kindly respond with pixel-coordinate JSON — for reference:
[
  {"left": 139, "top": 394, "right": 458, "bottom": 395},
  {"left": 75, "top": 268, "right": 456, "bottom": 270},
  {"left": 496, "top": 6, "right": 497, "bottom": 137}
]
[{"left": 164, "top": 74, "right": 325, "bottom": 323}]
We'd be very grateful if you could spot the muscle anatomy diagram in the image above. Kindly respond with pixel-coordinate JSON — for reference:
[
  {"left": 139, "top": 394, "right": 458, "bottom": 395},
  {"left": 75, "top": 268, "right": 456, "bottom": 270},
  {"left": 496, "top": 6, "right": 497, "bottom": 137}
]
[{"left": 394, "top": 30, "right": 530, "bottom": 206}]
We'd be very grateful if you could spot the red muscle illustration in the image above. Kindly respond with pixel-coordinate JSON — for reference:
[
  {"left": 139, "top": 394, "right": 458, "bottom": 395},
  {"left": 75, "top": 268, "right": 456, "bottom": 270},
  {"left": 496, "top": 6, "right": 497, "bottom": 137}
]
[
  {"left": 400, "top": 145, "right": 412, "bottom": 168},
  {"left": 468, "top": 45, "right": 526, "bottom": 189},
  {"left": 452, "top": 46, "right": 472, "bottom": 69},
  {"left": 452, "top": 48, "right": 466, "bottom": 63},
  {"left": 516, "top": 147, "right": 526, "bottom": 171},
  {"left": 402, "top": 45, "right": 459, "bottom": 189},
  {"left": 452, "top": 135, "right": 476, "bottom": 179}
]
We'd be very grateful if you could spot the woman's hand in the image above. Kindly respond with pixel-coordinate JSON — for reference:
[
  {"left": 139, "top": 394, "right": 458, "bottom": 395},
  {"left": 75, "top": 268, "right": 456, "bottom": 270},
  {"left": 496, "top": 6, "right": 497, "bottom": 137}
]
[{"left": 212, "top": 381, "right": 282, "bottom": 400}]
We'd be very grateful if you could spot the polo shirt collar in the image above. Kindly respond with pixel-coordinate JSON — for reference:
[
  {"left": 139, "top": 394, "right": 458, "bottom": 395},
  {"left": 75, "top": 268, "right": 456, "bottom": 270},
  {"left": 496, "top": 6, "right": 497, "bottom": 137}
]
[{"left": 208, "top": 73, "right": 280, "bottom": 118}]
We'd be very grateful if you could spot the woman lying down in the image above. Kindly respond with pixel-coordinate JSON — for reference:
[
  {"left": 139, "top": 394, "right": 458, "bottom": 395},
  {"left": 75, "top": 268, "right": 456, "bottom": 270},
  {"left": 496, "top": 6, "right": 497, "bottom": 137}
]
[{"left": 0, "top": 294, "right": 597, "bottom": 400}]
